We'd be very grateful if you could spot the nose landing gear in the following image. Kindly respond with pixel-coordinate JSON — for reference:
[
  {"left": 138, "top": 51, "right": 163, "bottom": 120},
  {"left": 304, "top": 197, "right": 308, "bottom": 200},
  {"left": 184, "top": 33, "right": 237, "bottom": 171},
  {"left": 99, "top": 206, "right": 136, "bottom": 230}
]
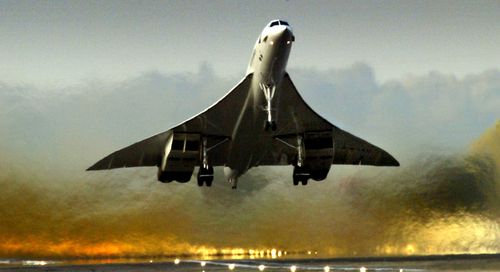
[{"left": 261, "top": 83, "right": 277, "bottom": 131}]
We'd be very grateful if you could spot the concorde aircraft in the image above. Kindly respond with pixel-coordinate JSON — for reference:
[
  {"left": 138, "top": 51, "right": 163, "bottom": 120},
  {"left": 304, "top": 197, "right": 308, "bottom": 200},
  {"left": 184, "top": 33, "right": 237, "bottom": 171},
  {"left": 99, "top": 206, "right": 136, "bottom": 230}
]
[{"left": 87, "top": 20, "right": 399, "bottom": 189}]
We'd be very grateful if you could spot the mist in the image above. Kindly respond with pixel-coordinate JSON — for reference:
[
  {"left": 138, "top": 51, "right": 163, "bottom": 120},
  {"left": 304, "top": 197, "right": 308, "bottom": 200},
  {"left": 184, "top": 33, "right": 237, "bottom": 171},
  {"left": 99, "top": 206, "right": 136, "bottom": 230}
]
[{"left": 0, "top": 64, "right": 498, "bottom": 258}]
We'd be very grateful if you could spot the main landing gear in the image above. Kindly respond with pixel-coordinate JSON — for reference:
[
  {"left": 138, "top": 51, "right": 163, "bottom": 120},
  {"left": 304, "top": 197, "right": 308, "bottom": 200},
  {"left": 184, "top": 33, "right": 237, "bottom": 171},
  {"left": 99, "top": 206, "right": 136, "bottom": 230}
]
[
  {"left": 293, "top": 166, "right": 309, "bottom": 186},
  {"left": 261, "top": 83, "right": 277, "bottom": 131},
  {"left": 197, "top": 166, "right": 214, "bottom": 186},
  {"left": 197, "top": 137, "right": 214, "bottom": 187}
]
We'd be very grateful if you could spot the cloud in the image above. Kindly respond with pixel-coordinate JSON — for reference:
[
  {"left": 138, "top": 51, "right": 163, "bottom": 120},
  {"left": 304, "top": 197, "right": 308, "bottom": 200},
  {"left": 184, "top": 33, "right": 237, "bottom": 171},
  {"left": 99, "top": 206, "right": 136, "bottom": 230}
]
[{"left": 0, "top": 64, "right": 499, "bottom": 258}]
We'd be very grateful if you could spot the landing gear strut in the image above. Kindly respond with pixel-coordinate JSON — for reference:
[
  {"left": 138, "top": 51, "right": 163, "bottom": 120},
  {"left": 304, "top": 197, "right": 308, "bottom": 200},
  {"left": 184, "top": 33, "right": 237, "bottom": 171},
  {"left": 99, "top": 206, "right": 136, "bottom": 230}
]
[
  {"left": 261, "top": 83, "right": 277, "bottom": 131},
  {"left": 293, "top": 135, "right": 309, "bottom": 185},
  {"left": 197, "top": 137, "right": 214, "bottom": 186}
]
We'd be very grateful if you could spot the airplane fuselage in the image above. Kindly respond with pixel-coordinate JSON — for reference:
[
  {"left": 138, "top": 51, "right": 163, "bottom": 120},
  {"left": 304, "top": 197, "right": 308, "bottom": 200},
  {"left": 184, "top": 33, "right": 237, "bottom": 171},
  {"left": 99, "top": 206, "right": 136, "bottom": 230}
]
[{"left": 223, "top": 21, "right": 294, "bottom": 185}]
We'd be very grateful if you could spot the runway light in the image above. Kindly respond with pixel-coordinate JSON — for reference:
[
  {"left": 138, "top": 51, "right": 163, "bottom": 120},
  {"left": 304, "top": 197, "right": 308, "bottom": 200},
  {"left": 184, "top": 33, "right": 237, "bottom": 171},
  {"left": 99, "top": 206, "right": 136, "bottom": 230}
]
[
  {"left": 324, "top": 266, "right": 330, "bottom": 272},
  {"left": 201, "top": 261, "right": 206, "bottom": 267},
  {"left": 228, "top": 263, "right": 236, "bottom": 270},
  {"left": 271, "top": 248, "right": 277, "bottom": 258},
  {"left": 258, "top": 264, "right": 266, "bottom": 271},
  {"left": 174, "top": 258, "right": 180, "bottom": 265},
  {"left": 360, "top": 267, "right": 366, "bottom": 272},
  {"left": 290, "top": 265, "right": 297, "bottom": 272}
]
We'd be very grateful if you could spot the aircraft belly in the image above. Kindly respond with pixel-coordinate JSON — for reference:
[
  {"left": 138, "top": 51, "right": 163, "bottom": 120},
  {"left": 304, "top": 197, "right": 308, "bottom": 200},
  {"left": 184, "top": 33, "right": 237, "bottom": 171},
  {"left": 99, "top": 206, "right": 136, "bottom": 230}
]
[{"left": 224, "top": 82, "right": 276, "bottom": 173}]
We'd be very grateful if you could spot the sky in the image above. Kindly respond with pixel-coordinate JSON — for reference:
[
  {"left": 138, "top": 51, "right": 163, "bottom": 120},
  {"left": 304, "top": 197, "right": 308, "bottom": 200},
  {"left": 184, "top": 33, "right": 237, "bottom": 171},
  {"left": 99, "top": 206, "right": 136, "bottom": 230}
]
[
  {"left": 0, "top": 0, "right": 499, "bottom": 259},
  {"left": 1, "top": 0, "right": 500, "bottom": 86}
]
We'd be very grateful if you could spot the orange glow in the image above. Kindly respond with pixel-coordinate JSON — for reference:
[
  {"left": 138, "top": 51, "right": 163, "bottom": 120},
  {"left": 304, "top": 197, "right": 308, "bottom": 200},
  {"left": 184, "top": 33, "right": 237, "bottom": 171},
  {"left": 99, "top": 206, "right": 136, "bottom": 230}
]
[{"left": 0, "top": 239, "right": 290, "bottom": 259}]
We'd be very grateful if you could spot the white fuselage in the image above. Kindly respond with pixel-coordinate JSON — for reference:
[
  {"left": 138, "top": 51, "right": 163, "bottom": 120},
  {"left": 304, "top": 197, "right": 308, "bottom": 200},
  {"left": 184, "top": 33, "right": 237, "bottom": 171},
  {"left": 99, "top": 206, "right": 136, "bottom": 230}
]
[{"left": 223, "top": 22, "right": 294, "bottom": 183}]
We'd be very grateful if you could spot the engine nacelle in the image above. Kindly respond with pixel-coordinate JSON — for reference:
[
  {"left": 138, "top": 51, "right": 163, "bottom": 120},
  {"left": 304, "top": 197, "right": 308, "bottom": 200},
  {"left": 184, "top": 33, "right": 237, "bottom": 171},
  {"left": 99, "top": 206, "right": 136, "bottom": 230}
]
[
  {"left": 298, "top": 131, "right": 334, "bottom": 182},
  {"left": 157, "top": 132, "right": 201, "bottom": 183},
  {"left": 157, "top": 169, "right": 192, "bottom": 183}
]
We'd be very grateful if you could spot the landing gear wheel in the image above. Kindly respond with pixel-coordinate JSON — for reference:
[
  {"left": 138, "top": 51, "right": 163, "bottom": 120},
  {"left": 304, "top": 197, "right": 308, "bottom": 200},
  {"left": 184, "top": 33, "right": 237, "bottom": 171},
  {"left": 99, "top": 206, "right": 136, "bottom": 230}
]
[
  {"left": 293, "top": 166, "right": 310, "bottom": 186},
  {"left": 264, "top": 121, "right": 277, "bottom": 131},
  {"left": 197, "top": 166, "right": 214, "bottom": 187}
]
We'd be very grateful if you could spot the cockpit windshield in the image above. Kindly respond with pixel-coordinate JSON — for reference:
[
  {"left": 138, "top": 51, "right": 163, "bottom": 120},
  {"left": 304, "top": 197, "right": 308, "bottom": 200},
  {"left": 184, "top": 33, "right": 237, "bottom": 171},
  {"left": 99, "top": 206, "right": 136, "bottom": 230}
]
[
  {"left": 269, "top": 20, "right": 289, "bottom": 27},
  {"left": 279, "top": 20, "right": 289, "bottom": 26}
]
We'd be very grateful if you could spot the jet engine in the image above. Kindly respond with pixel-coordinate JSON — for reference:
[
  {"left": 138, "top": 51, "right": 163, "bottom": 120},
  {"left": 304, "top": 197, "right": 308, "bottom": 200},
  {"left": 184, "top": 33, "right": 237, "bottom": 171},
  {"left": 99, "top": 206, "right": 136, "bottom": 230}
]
[
  {"left": 292, "top": 131, "right": 334, "bottom": 185},
  {"left": 157, "top": 132, "right": 200, "bottom": 183}
]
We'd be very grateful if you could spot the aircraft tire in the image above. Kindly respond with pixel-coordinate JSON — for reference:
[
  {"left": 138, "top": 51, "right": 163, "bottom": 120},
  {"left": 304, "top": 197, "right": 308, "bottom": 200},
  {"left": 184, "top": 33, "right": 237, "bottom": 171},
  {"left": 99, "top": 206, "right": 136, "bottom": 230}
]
[
  {"left": 264, "top": 121, "right": 277, "bottom": 131},
  {"left": 197, "top": 166, "right": 214, "bottom": 187},
  {"left": 270, "top": 121, "right": 277, "bottom": 131}
]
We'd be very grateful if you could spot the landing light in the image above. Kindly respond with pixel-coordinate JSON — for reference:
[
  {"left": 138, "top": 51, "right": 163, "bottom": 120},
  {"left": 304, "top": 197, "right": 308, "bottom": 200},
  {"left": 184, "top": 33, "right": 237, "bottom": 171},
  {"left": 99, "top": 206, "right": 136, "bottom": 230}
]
[
  {"left": 270, "top": 41, "right": 274, "bottom": 45},
  {"left": 287, "top": 41, "right": 291, "bottom": 45},
  {"left": 360, "top": 267, "right": 367, "bottom": 272},
  {"left": 174, "top": 258, "right": 180, "bottom": 265},
  {"left": 324, "top": 266, "right": 330, "bottom": 272},
  {"left": 258, "top": 264, "right": 266, "bottom": 271},
  {"left": 228, "top": 263, "right": 236, "bottom": 270},
  {"left": 201, "top": 261, "right": 206, "bottom": 267},
  {"left": 290, "top": 265, "right": 297, "bottom": 272}
]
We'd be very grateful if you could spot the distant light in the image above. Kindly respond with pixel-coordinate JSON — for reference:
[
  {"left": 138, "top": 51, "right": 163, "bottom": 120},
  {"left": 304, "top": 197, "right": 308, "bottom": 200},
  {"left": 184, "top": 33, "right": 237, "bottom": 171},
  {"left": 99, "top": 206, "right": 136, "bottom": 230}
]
[
  {"left": 174, "top": 259, "right": 180, "bottom": 265},
  {"left": 23, "top": 261, "right": 47, "bottom": 266},
  {"left": 201, "top": 261, "right": 206, "bottom": 267},
  {"left": 228, "top": 263, "right": 236, "bottom": 270},
  {"left": 307, "top": 251, "right": 312, "bottom": 255},
  {"left": 258, "top": 264, "right": 266, "bottom": 271},
  {"left": 360, "top": 267, "right": 366, "bottom": 272},
  {"left": 324, "top": 266, "right": 330, "bottom": 272},
  {"left": 290, "top": 265, "right": 297, "bottom": 272},
  {"left": 399, "top": 270, "right": 403, "bottom": 272},
  {"left": 314, "top": 251, "right": 318, "bottom": 255},
  {"left": 149, "top": 260, "right": 153, "bottom": 263},
  {"left": 271, "top": 248, "right": 277, "bottom": 258}
]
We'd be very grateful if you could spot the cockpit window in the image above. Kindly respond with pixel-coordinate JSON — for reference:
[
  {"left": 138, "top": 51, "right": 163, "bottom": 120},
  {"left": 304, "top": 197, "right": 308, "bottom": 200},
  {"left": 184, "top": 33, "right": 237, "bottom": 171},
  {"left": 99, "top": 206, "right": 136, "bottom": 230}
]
[
  {"left": 279, "top": 20, "right": 289, "bottom": 26},
  {"left": 269, "top": 20, "right": 290, "bottom": 27}
]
